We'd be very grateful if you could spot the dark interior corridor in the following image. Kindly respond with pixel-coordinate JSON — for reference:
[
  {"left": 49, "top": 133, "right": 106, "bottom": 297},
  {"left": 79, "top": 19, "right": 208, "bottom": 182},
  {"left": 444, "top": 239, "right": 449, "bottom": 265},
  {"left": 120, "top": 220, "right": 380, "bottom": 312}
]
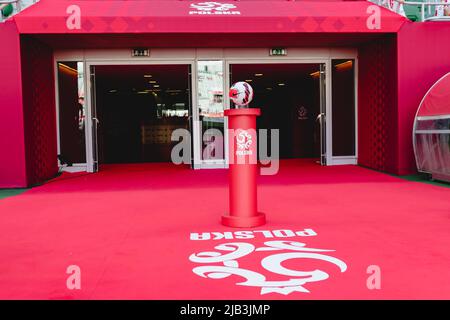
[
  {"left": 94, "top": 64, "right": 191, "bottom": 164},
  {"left": 231, "top": 63, "right": 322, "bottom": 159}
]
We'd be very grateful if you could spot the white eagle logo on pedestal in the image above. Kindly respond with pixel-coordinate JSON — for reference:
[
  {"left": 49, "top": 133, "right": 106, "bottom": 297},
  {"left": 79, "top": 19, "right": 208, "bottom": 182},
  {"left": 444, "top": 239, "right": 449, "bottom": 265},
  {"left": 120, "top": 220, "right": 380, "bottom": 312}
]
[{"left": 236, "top": 130, "right": 252, "bottom": 151}]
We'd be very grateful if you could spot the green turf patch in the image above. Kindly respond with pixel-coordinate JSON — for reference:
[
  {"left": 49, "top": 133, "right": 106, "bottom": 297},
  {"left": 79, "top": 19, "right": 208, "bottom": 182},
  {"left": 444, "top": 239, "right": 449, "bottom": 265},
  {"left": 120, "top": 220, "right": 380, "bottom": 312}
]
[
  {"left": 0, "top": 189, "right": 28, "bottom": 200},
  {"left": 399, "top": 174, "right": 450, "bottom": 188}
]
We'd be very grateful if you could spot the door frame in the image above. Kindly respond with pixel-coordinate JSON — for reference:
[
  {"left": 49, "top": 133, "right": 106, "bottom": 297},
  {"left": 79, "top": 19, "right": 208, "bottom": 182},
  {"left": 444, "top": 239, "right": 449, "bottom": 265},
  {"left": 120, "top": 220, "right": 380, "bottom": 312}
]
[
  {"left": 54, "top": 48, "right": 358, "bottom": 171},
  {"left": 192, "top": 59, "right": 228, "bottom": 169},
  {"left": 226, "top": 58, "right": 333, "bottom": 166},
  {"left": 54, "top": 60, "right": 89, "bottom": 172},
  {"left": 329, "top": 58, "right": 359, "bottom": 165},
  {"left": 84, "top": 60, "right": 196, "bottom": 172}
]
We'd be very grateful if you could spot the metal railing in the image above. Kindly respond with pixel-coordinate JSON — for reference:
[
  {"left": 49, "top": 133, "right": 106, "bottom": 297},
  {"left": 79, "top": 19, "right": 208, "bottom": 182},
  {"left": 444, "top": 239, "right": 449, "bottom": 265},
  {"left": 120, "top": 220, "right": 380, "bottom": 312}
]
[
  {"left": 413, "top": 0, "right": 450, "bottom": 20},
  {"left": 1, "top": 0, "right": 38, "bottom": 22},
  {"left": 371, "top": 0, "right": 450, "bottom": 21},
  {"left": 402, "top": 0, "right": 450, "bottom": 21}
]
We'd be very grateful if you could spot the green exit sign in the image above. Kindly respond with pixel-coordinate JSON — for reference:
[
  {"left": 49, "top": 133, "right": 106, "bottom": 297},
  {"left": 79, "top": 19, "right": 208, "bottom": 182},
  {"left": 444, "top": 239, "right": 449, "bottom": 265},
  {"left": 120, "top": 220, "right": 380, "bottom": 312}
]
[
  {"left": 132, "top": 48, "right": 150, "bottom": 57},
  {"left": 270, "top": 48, "right": 287, "bottom": 56}
]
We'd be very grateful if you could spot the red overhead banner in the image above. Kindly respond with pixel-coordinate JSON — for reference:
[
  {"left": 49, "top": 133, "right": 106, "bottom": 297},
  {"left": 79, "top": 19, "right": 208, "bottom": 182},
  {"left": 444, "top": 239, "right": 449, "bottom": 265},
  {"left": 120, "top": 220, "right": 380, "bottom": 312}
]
[{"left": 13, "top": 0, "right": 407, "bottom": 34}]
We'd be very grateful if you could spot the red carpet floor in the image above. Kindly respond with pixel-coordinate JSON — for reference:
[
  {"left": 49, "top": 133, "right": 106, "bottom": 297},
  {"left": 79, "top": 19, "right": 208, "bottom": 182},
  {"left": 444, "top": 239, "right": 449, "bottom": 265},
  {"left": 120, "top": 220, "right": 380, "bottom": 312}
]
[{"left": 0, "top": 159, "right": 449, "bottom": 299}]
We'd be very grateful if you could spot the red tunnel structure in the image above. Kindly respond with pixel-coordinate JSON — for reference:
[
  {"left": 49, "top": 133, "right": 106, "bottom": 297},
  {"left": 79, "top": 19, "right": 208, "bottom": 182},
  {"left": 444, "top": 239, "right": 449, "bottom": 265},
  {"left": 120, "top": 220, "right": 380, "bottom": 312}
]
[{"left": 0, "top": 0, "right": 450, "bottom": 188}]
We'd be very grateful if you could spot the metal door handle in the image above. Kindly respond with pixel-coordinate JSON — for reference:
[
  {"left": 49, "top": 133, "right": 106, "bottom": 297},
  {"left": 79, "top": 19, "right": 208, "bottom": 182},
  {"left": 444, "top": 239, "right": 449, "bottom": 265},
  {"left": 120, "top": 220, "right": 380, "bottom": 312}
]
[
  {"left": 316, "top": 113, "right": 325, "bottom": 121},
  {"left": 92, "top": 117, "right": 100, "bottom": 125}
]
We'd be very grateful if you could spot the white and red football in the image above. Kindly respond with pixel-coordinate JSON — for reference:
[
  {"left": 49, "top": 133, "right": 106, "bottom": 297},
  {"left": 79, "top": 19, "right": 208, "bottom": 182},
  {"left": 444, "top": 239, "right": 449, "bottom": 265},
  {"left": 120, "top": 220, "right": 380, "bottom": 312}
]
[{"left": 229, "top": 81, "right": 254, "bottom": 107}]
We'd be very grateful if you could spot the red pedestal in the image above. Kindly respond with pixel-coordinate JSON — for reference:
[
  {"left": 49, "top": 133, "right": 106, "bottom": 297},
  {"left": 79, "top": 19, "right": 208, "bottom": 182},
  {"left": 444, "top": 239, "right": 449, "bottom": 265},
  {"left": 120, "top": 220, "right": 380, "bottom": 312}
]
[{"left": 222, "top": 108, "right": 266, "bottom": 228}]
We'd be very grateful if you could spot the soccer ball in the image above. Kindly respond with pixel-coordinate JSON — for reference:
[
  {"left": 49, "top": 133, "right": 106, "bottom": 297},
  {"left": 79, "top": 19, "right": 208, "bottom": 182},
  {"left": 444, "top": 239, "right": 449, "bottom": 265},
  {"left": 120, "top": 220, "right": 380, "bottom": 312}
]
[{"left": 229, "top": 82, "right": 254, "bottom": 107}]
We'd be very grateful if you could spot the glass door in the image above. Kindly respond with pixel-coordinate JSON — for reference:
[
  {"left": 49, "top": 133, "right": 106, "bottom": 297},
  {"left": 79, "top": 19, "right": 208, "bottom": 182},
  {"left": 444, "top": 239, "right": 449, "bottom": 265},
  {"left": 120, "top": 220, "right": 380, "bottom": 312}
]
[
  {"left": 319, "top": 63, "right": 327, "bottom": 165},
  {"left": 85, "top": 63, "right": 193, "bottom": 171},
  {"left": 194, "top": 60, "right": 226, "bottom": 168},
  {"left": 330, "top": 59, "right": 357, "bottom": 165},
  {"left": 87, "top": 65, "right": 99, "bottom": 172},
  {"left": 56, "top": 61, "right": 87, "bottom": 172}
]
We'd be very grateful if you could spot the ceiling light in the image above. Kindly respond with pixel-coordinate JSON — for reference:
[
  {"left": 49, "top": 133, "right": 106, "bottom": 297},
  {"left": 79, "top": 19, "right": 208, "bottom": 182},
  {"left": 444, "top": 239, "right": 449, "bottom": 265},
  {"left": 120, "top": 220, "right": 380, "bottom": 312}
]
[
  {"left": 278, "top": 83, "right": 285, "bottom": 86},
  {"left": 153, "top": 85, "right": 160, "bottom": 88},
  {"left": 58, "top": 63, "right": 78, "bottom": 74},
  {"left": 334, "top": 60, "right": 353, "bottom": 71},
  {"left": 245, "top": 79, "right": 253, "bottom": 82},
  {"left": 266, "top": 87, "right": 272, "bottom": 90},
  {"left": 310, "top": 71, "right": 320, "bottom": 78},
  {"left": 149, "top": 80, "right": 157, "bottom": 84},
  {"left": 255, "top": 73, "right": 263, "bottom": 77},
  {"left": 144, "top": 75, "right": 152, "bottom": 78},
  {"left": 108, "top": 89, "right": 117, "bottom": 93}
]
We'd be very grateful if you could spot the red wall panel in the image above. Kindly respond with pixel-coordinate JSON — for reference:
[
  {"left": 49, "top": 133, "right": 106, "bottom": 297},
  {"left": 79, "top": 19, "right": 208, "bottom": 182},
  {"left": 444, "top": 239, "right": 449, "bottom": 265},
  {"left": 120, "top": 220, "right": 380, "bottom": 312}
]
[
  {"left": 358, "top": 35, "right": 398, "bottom": 174},
  {"left": 0, "top": 22, "right": 27, "bottom": 188},
  {"left": 20, "top": 36, "right": 58, "bottom": 186},
  {"left": 397, "top": 22, "right": 450, "bottom": 175}
]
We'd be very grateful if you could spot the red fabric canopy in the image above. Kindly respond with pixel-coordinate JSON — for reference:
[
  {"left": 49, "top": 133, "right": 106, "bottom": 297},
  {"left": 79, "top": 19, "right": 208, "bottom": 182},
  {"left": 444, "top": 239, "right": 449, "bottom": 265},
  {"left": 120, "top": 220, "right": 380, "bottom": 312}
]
[
  {"left": 417, "top": 73, "right": 450, "bottom": 117},
  {"left": 13, "top": 0, "right": 407, "bottom": 34}
]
